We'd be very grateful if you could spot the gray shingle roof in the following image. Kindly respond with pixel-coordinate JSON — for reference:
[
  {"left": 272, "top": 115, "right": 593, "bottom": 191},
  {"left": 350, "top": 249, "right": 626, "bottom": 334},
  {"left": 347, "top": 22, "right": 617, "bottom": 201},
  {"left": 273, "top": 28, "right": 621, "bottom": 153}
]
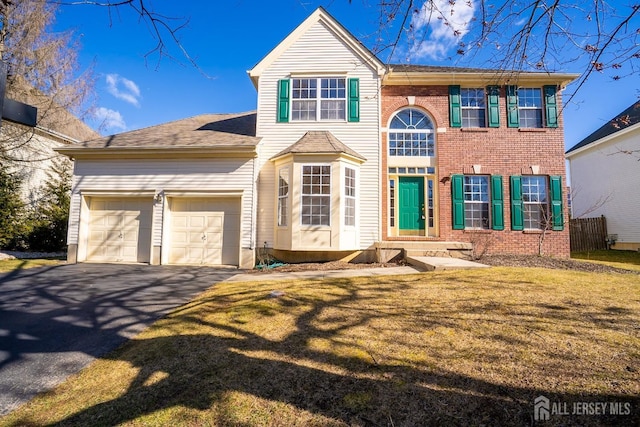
[
  {"left": 76, "top": 112, "right": 259, "bottom": 149},
  {"left": 566, "top": 101, "right": 640, "bottom": 154},
  {"left": 271, "top": 131, "right": 366, "bottom": 161},
  {"left": 388, "top": 64, "right": 505, "bottom": 74}
]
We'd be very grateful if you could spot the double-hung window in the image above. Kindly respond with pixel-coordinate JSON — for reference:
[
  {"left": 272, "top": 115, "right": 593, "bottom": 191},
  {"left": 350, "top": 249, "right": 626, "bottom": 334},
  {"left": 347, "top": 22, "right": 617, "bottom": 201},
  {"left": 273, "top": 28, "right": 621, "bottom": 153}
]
[
  {"left": 461, "top": 88, "right": 486, "bottom": 128},
  {"left": 277, "top": 168, "right": 289, "bottom": 226},
  {"left": 292, "top": 77, "right": 346, "bottom": 121},
  {"left": 463, "top": 175, "right": 490, "bottom": 229},
  {"left": 517, "top": 88, "right": 543, "bottom": 128},
  {"left": 301, "top": 165, "right": 331, "bottom": 226},
  {"left": 521, "top": 176, "right": 548, "bottom": 229},
  {"left": 510, "top": 175, "right": 563, "bottom": 231},
  {"left": 452, "top": 174, "right": 504, "bottom": 231},
  {"left": 344, "top": 168, "right": 356, "bottom": 226}
]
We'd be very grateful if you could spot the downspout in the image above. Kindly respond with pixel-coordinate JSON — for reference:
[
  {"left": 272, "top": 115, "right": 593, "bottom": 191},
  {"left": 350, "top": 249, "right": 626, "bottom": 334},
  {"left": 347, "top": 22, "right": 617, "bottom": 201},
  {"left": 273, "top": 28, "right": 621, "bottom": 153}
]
[{"left": 250, "top": 145, "right": 259, "bottom": 257}]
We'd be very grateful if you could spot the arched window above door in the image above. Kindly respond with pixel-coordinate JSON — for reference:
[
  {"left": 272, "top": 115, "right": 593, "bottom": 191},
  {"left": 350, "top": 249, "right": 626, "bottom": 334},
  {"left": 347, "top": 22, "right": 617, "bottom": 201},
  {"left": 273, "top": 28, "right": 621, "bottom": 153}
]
[{"left": 389, "top": 108, "right": 435, "bottom": 157}]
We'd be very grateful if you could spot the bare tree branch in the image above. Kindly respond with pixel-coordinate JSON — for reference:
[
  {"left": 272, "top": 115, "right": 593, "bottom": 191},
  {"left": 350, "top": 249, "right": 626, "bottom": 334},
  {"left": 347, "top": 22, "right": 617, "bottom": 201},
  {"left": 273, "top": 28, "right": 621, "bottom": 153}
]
[
  {"left": 52, "top": 0, "right": 210, "bottom": 77},
  {"left": 367, "top": 1, "right": 639, "bottom": 101}
]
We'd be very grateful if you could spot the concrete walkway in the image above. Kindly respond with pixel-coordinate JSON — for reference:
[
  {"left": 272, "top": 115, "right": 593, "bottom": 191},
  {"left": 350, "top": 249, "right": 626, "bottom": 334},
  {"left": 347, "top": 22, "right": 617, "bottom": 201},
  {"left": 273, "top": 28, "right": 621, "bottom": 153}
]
[
  {"left": 406, "top": 256, "right": 490, "bottom": 271},
  {"left": 224, "top": 265, "right": 424, "bottom": 283}
]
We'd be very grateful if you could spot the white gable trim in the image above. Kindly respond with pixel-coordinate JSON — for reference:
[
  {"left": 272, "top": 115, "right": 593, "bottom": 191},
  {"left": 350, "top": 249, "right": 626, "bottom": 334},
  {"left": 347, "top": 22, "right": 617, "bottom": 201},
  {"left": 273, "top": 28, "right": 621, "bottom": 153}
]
[
  {"left": 566, "top": 122, "right": 640, "bottom": 159},
  {"left": 247, "top": 7, "right": 385, "bottom": 87}
]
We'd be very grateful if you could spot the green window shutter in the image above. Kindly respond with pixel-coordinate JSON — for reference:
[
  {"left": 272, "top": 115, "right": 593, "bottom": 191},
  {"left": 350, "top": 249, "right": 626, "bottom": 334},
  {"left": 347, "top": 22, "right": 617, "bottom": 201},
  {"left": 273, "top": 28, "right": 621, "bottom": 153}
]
[
  {"left": 277, "top": 79, "right": 290, "bottom": 123},
  {"left": 451, "top": 174, "right": 465, "bottom": 230},
  {"left": 549, "top": 175, "right": 564, "bottom": 230},
  {"left": 544, "top": 85, "right": 558, "bottom": 128},
  {"left": 510, "top": 175, "right": 524, "bottom": 231},
  {"left": 506, "top": 85, "right": 519, "bottom": 128},
  {"left": 487, "top": 85, "right": 500, "bottom": 128},
  {"left": 491, "top": 175, "right": 504, "bottom": 230},
  {"left": 348, "top": 78, "right": 360, "bottom": 122},
  {"left": 449, "top": 85, "right": 461, "bottom": 128}
]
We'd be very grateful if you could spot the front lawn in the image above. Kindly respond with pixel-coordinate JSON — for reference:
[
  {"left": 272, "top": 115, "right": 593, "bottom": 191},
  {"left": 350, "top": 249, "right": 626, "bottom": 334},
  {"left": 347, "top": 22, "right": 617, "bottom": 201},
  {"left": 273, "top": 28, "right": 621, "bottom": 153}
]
[
  {"left": 572, "top": 249, "right": 640, "bottom": 272},
  {"left": 1, "top": 267, "right": 638, "bottom": 426},
  {"left": 0, "top": 258, "right": 63, "bottom": 273}
]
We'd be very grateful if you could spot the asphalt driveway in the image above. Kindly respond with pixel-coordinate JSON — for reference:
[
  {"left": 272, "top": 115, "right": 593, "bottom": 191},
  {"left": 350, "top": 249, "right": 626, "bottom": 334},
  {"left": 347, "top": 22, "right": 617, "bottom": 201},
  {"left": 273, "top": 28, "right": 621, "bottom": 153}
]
[{"left": 0, "top": 263, "right": 238, "bottom": 415}]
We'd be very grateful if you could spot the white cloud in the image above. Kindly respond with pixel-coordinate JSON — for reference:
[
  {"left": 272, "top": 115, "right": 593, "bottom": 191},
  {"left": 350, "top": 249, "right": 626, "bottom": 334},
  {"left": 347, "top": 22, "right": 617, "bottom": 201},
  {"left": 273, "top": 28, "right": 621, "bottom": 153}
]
[
  {"left": 94, "top": 107, "right": 126, "bottom": 132},
  {"left": 105, "top": 74, "right": 141, "bottom": 107},
  {"left": 409, "top": 0, "right": 476, "bottom": 61}
]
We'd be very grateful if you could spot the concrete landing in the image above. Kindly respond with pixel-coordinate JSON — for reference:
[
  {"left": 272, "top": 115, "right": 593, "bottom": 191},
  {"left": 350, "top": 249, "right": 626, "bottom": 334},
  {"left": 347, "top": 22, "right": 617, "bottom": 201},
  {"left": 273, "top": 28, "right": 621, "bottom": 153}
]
[{"left": 406, "top": 256, "right": 490, "bottom": 271}]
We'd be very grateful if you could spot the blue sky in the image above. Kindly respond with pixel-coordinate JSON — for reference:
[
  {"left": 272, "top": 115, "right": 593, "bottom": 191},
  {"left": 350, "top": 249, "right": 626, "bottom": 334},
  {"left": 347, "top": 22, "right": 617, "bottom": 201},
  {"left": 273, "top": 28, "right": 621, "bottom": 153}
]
[{"left": 53, "top": 0, "right": 638, "bottom": 150}]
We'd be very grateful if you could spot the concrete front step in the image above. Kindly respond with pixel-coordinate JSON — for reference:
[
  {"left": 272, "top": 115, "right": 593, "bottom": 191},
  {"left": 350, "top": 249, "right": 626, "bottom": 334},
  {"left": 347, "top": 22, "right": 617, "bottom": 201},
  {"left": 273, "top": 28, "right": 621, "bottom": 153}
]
[
  {"left": 405, "top": 249, "right": 452, "bottom": 258},
  {"left": 376, "top": 241, "right": 473, "bottom": 251},
  {"left": 406, "top": 256, "right": 490, "bottom": 271}
]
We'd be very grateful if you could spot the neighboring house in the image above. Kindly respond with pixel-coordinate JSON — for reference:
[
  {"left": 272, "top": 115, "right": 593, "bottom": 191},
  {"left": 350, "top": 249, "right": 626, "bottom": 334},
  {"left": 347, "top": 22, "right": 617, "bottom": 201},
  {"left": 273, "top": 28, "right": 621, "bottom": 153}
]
[
  {"left": 57, "top": 8, "right": 577, "bottom": 268},
  {"left": 566, "top": 101, "right": 640, "bottom": 251},
  {"left": 2, "top": 81, "right": 98, "bottom": 203}
]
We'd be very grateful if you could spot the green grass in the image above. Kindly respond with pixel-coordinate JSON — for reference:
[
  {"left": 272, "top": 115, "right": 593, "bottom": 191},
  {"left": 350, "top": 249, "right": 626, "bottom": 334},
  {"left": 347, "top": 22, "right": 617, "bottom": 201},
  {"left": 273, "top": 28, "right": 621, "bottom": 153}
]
[
  {"left": 0, "top": 258, "right": 64, "bottom": 272},
  {"left": 1, "top": 267, "right": 638, "bottom": 426},
  {"left": 572, "top": 249, "right": 640, "bottom": 271}
]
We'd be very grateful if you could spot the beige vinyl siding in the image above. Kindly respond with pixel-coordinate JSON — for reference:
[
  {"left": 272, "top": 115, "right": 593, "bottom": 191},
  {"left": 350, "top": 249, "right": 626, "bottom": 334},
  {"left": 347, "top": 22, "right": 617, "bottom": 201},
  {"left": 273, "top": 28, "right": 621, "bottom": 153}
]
[
  {"left": 67, "top": 158, "right": 255, "bottom": 251},
  {"left": 67, "top": 173, "right": 83, "bottom": 246},
  {"left": 255, "top": 20, "right": 381, "bottom": 249}
]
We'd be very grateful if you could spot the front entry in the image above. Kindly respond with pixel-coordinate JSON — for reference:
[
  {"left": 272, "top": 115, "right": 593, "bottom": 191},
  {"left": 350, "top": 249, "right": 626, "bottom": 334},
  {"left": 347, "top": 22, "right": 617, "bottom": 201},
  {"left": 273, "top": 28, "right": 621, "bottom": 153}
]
[{"left": 398, "top": 177, "right": 425, "bottom": 235}]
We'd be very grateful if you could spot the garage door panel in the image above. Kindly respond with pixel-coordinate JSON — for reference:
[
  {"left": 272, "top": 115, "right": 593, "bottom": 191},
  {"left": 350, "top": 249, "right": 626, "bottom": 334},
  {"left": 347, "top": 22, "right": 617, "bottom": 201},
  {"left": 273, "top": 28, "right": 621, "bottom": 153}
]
[
  {"left": 87, "top": 197, "right": 152, "bottom": 263},
  {"left": 206, "top": 231, "right": 222, "bottom": 246},
  {"left": 189, "top": 232, "right": 205, "bottom": 244},
  {"left": 168, "top": 198, "right": 240, "bottom": 266},
  {"left": 187, "top": 215, "right": 204, "bottom": 228},
  {"left": 207, "top": 215, "right": 223, "bottom": 228},
  {"left": 173, "top": 215, "right": 187, "bottom": 228}
]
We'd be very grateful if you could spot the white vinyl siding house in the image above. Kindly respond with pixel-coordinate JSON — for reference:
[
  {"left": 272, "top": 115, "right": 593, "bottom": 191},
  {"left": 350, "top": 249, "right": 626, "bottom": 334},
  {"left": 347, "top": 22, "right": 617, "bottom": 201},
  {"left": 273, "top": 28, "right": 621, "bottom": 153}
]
[
  {"left": 566, "top": 101, "right": 640, "bottom": 250},
  {"left": 249, "top": 10, "right": 385, "bottom": 256}
]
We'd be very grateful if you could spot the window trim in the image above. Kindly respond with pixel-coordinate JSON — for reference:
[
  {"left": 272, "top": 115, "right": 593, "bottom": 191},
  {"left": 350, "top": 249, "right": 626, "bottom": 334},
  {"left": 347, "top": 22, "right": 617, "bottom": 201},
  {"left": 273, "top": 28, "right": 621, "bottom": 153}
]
[
  {"left": 517, "top": 87, "right": 543, "bottom": 128},
  {"left": 291, "top": 77, "right": 346, "bottom": 122},
  {"left": 344, "top": 167, "right": 356, "bottom": 227},
  {"left": 460, "top": 88, "right": 487, "bottom": 128},
  {"left": 463, "top": 175, "right": 491, "bottom": 229},
  {"left": 388, "top": 107, "right": 435, "bottom": 157},
  {"left": 521, "top": 175, "right": 549, "bottom": 230},
  {"left": 301, "top": 164, "right": 332, "bottom": 227},
  {"left": 277, "top": 167, "right": 289, "bottom": 227},
  {"left": 389, "top": 178, "right": 395, "bottom": 228}
]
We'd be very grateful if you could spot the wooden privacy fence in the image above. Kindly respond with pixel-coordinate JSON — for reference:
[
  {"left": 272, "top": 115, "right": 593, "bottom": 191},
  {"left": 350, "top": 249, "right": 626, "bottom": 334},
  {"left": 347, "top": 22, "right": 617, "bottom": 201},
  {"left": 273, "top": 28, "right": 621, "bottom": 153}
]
[{"left": 569, "top": 216, "right": 608, "bottom": 252}]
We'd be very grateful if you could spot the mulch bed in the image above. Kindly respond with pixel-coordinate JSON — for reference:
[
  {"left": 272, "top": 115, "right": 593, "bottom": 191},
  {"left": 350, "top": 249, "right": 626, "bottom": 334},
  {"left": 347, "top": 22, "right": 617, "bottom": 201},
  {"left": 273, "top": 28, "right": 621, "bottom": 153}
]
[
  {"left": 253, "top": 255, "right": 639, "bottom": 275},
  {"left": 481, "top": 255, "right": 639, "bottom": 274}
]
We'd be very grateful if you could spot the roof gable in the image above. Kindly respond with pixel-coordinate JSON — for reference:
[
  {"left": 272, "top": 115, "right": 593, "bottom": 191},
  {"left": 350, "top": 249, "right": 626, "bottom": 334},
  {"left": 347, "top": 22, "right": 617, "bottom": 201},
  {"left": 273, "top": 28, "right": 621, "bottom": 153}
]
[
  {"left": 247, "top": 7, "right": 385, "bottom": 87},
  {"left": 566, "top": 101, "right": 640, "bottom": 155}
]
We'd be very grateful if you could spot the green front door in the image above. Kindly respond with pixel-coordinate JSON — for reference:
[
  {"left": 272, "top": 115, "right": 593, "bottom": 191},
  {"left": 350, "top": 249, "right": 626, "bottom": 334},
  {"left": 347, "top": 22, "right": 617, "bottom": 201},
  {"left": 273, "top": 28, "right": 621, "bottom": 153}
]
[{"left": 399, "top": 177, "right": 425, "bottom": 231}]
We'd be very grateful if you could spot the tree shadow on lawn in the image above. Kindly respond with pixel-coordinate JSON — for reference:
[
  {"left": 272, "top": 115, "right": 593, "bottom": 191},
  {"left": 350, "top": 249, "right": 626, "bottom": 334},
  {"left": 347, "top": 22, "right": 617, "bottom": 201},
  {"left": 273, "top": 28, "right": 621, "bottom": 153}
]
[
  {"left": 0, "top": 263, "right": 238, "bottom": 414},
  {"left": 37, "top": 276, "right": 639, "bottom": 427}
]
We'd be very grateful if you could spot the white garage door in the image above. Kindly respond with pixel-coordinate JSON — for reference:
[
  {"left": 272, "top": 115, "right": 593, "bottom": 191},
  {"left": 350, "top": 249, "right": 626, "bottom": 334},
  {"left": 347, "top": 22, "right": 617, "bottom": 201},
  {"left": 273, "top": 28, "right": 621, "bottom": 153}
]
[
  {"left": 87, "top": 197, "right": 153, "bottom": 263},
  {"left": 169, "top": 198, "right": 240, "bottom": 266}
]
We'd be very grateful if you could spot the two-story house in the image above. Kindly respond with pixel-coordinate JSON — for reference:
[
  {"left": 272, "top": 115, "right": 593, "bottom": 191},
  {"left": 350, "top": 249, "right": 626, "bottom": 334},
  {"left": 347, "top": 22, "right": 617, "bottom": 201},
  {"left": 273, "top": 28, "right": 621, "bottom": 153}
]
[{"left": 57, "top": 8, "right": 576, "bottom": 268}]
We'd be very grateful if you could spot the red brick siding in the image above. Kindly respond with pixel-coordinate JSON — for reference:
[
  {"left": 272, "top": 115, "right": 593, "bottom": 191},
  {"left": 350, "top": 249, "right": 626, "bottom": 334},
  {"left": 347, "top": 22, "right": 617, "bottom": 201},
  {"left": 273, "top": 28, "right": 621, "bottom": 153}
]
[{"left": 381, "top": 85, "right": 570, "bottom": 257}]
